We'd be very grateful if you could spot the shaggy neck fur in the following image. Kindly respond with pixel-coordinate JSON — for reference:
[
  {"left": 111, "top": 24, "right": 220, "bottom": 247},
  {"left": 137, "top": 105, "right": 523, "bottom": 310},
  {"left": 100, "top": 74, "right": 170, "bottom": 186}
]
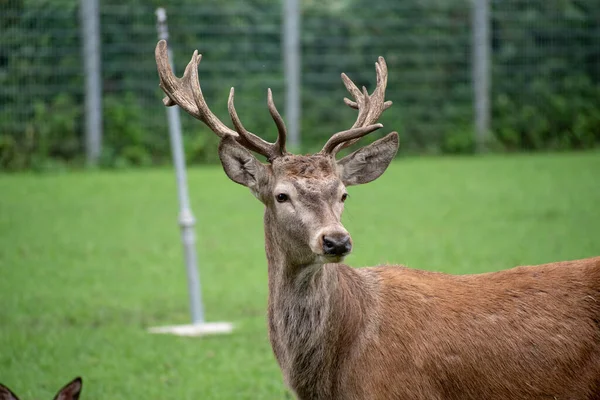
[{"left": 264, "top": 210, "right": 374, "bottom": 399}]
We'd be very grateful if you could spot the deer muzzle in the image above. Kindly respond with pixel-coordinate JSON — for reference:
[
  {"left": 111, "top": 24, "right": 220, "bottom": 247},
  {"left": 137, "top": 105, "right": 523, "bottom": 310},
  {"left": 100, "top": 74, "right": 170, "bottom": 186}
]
[{"left": 322, "top": 232, "right": 352, "bottom": 256}]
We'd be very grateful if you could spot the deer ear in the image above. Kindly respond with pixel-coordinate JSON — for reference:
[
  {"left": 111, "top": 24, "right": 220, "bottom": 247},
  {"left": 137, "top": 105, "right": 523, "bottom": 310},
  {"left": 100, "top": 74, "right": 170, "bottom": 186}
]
[
  {"left": 0, "top": 383, "right": 19, "bottom": 400},
  {"left": 218, "top": 135, "right": 270, "bottom": 193},
  {"left": 337, "top": 132, "right": 398, "bottom": 186},
  {"left": 53, "top": 377, "right": 82, "bottom": 400}
]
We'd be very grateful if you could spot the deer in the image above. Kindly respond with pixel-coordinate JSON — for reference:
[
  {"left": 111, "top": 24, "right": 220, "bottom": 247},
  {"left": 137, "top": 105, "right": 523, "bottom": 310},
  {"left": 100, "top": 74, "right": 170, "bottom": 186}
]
[
  {"left": 0, "top": 377, "right": 82, "bottom": 400},
  {"left": 155, "top": 39, "right": 600, "bottom": 399}
]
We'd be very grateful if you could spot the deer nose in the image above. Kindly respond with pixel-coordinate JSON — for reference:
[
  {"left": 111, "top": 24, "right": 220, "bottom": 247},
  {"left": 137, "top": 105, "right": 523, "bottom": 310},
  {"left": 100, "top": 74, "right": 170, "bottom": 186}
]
[{"left": 322, "top": 234, "right": 352, "bottom": 256}]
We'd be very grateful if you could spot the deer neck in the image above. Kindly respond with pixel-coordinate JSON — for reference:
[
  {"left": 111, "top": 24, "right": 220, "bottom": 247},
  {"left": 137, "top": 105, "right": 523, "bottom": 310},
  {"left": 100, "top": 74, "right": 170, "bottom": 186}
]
[
  {"left": 263, "top": 211, "right": 373, "bottom": 397},
  {"left": 263, "top": 211, "right": 334, "bottom": 298}
]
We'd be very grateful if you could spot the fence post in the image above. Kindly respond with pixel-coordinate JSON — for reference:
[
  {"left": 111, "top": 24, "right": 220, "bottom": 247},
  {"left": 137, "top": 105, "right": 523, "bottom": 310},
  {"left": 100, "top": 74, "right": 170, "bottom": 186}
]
[
  {"left": 472, "top": 0, "right": 490, "bottom": 151},
  {"left": 80, "top": 0, "right": 102, "bottom": 165},
  {"left": 283, "top": 0, "right": 301, "bottom": 150}
]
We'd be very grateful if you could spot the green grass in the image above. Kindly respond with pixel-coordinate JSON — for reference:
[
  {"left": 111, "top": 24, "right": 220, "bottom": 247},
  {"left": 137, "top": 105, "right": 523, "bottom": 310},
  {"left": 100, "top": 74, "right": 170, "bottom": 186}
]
[{"left": 0, "top": 152, "right": 599, "bottom": 399}]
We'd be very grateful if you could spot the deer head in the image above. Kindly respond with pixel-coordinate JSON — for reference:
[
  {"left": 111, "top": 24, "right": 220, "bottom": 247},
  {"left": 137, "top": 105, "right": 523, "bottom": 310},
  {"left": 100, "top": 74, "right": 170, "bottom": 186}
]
[
  {"left": 155, "top": 40, "right": 398, "bottom": 267},
  {"left": 0, "top": 377, "right": 82, "bottom": 400}
]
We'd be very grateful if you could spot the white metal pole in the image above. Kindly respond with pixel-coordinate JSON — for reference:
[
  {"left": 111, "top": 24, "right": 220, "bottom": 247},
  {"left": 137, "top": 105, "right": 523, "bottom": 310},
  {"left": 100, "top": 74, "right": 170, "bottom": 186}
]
[
  {"left": 283, "top": 0, "right": 301, "bottom": 150},
  {"left": 80, "top": 0, "right": 102, "bottom": 165},
  {"left": 156, "top": 7, "right": 204, "bottom": 325},
  {"left": 150, "top": 8, "right": 232, "bottom": 336},
  {"left": 472, "top": 0, "right": 490, "bottom": 152}
]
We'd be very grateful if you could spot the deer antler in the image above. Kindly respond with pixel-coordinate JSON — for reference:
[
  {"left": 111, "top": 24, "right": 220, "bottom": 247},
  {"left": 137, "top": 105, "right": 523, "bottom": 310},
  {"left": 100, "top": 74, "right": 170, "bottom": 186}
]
[
  {"left": 321, "top": 56, "right": 393, "bottom": 156},
  {"left": 155, "top": 40, "right": 287, "bottom": 161},
  {"left": 320, "top": 123, "right": 383, "bottom": 154},
  {"left": 227, "top": 88, "right": 287, "bottom": 161}
]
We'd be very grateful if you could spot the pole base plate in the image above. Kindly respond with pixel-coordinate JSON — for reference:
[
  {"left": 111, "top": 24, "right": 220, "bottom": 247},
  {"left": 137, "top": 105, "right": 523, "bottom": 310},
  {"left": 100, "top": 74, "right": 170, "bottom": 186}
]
[{"left": 148, "top": 322, "right": 234, "bottom": 337}]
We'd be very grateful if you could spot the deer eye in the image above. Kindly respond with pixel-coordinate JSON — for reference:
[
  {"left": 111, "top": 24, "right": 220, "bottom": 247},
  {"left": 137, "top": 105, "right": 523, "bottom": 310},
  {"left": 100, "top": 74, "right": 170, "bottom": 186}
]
[
  {"left": 341, "top": 193, "right": 348, "bottom": 202},
  {"left": 276, "top": 193, "right": 289, "bottom": 203}
]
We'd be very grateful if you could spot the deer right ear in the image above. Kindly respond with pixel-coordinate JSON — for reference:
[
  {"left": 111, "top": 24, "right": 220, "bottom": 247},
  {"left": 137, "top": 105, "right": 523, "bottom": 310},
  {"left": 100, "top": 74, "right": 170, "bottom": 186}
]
[
  {"left": 0, "top": 383, "right": 19, "bottom": 400},
  {"left": 337, "top": 132, "right": 399, "bottom": 186},
  {"left": 218, "top": 135, "right": 270, "bottom": 194},
  {"left": 53, "top": 377, "right": 82, "bottom": 400}
]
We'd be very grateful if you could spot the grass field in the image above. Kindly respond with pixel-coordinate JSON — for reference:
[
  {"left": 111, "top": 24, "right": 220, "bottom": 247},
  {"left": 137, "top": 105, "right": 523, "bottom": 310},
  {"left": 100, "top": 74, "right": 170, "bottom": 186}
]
[{"left": 1, "top": 152, "right": 599, "bottom": 399}]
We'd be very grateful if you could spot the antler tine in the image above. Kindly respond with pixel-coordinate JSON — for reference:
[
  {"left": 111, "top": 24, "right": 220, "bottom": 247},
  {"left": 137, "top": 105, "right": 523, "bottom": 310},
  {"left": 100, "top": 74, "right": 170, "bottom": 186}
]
[
  {"left": 333, "top": 56, "right": 393, "bottom": 153},
  {"left": 268, "top": 88, "right": 287, "bottom": 155},
  {"left": 155, "top": 40, "right": 237, "bottom": 138},
  {"left": 228, "top": 88, "right": 279, "bottom": 159},
  {"left": 364, "top": 57, "right": 393, "bottom": 124},
  {"left": 321, "top": 123, "right": 383, "bottom": 155},
  {"left": 340, "top": 76, "right": 369, "bottom": 128}
]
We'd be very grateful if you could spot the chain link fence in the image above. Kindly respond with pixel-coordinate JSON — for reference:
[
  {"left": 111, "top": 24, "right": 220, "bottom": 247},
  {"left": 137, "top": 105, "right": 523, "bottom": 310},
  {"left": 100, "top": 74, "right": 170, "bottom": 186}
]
[
  {"left": 491, "top": 0, "right": 600, "bottom": 150},
  {"left": 1, "top": 0, "right": 599, "bottom": 170}
]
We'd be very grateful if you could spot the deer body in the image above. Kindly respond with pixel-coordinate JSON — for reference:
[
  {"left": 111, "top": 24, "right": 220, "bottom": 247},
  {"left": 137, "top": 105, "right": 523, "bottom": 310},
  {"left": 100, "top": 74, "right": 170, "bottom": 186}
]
[
  {"left": 268, "top": 251, "right": 600, "bottom": 399},
  {"left": 155, "top": 40, "right": 600, "bottom": 399}
]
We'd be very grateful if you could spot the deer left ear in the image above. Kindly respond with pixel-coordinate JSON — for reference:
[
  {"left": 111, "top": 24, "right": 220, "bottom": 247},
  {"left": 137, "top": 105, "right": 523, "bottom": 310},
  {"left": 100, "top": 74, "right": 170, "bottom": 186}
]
[
  {"left": 0, "top": 383, "right": 19, "bottom": 400},
  {"left": 337, "top": 132, "right": 399, "bottom": 186}
]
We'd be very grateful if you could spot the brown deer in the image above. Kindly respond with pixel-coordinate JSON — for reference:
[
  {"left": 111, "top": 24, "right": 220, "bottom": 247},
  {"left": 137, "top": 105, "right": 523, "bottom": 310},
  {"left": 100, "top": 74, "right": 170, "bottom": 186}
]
[
  {"left": 155, "top": 39, "right": 600, "bottom": 399},
  {"left": 0, "top": 377, "right": 82, "bottom": 400}
]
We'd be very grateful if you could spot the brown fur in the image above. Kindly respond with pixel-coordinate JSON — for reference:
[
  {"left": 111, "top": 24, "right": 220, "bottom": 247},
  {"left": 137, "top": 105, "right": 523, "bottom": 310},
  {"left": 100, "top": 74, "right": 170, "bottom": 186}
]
[
  {"left": 267, "top": 240, "right": 600, "bottom": 399},
  {"left": 273, "top": 154, "right": 336, "bottom": 179}
]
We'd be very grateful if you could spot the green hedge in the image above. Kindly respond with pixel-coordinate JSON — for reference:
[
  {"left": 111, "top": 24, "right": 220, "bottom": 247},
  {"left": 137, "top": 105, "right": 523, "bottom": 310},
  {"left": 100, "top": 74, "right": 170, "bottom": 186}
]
[{"left": 0, "top": 0, "right": 598, "bottom": 171}]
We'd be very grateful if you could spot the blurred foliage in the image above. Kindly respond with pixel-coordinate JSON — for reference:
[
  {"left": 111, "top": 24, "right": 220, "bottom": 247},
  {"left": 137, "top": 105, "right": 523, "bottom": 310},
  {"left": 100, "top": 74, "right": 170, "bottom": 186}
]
[
  {"left": 491, "top": 0, "right": 600, "bottom": 151},
  {"left": 0, "top": 0, "right": 599, "bottom": 171}
]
